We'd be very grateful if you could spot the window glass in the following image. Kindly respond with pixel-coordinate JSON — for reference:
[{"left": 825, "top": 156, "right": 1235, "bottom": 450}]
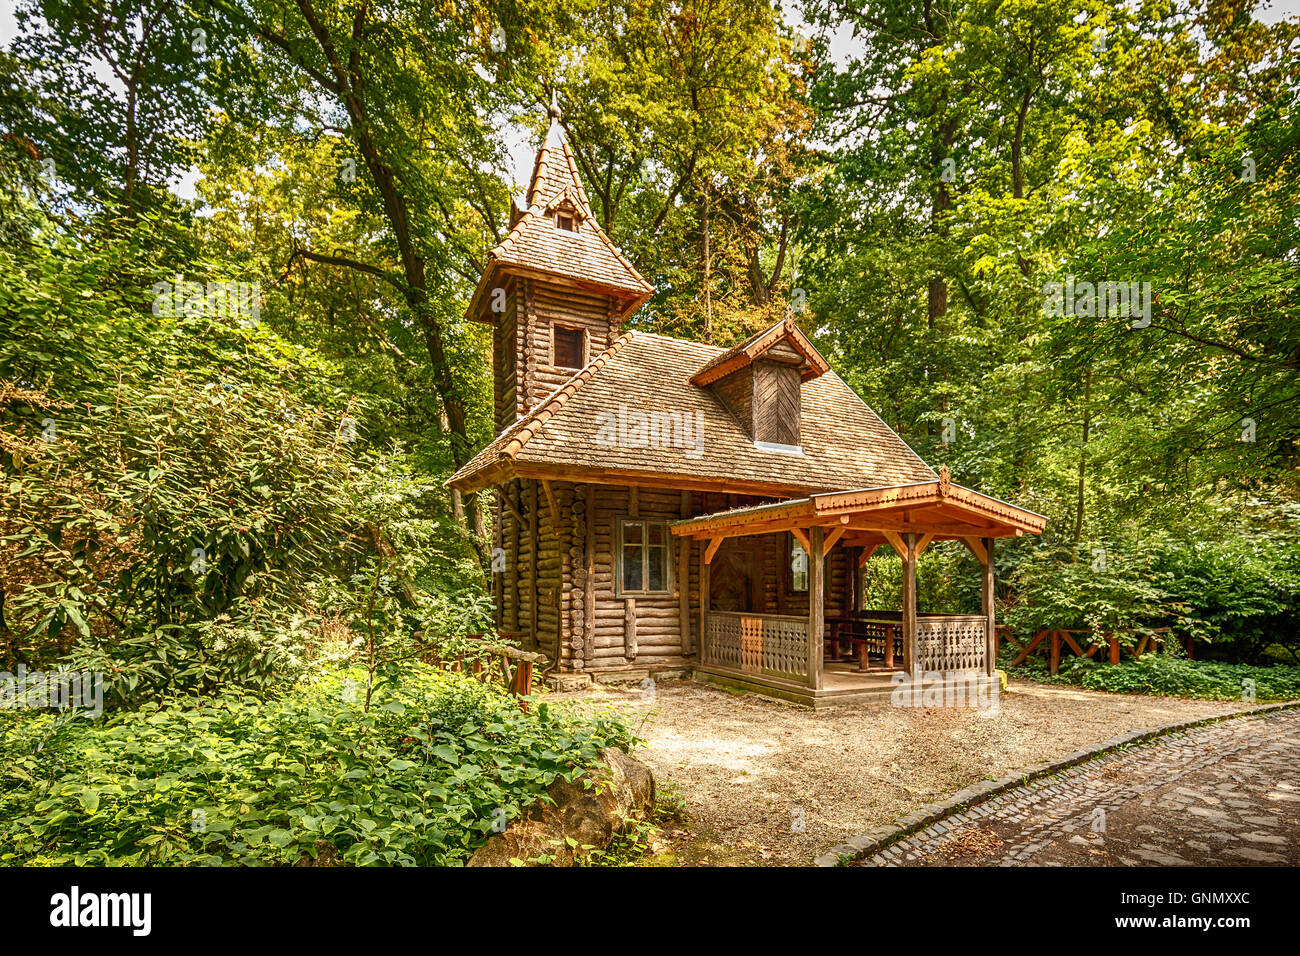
[
  {"left": 554, "top": 326, "right": 584, "bottom": 369},
  {"left": 618, "top": 518, "right": 670, "bottom": 595},
  {"left": 647, "top": 547, "right": 665, "bottom": 592}
]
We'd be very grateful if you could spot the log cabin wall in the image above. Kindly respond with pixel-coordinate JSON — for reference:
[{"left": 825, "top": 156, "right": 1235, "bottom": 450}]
[
  {"left": 496, "top": 480, "right": 853, "bottom": 673},
  {"left": 492, "top": 277, "right": 519, "bottom": 431},
  {"left": 492, "top": 278, "right": 621, "bottom": 426},
  {"left": 500, "top": 482, "right": 851, "bottom": 674}
]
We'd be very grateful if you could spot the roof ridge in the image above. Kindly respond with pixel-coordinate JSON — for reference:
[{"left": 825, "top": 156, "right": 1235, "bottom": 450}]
[
  {"left": 487, "top": 207, "right": 534, "bottom": 261},
  {"left": 588, "top": 216, "right": 654, "bottom": 293}
]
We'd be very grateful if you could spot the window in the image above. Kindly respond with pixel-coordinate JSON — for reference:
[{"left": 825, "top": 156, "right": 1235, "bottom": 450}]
[
  {"left": 553, "top": 325, "right": 585, "bottom": 369},
  {"left": 618, "top": 519, "right": 671, "bottom": 595},
  {"left": 556, "top": 211, "right": 577, "bottom": 232},
  {"left": 787, "top": 532, "right": 808, "bottom": 594}
]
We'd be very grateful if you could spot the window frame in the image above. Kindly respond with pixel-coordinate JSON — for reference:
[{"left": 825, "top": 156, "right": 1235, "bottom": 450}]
[
  {"left": 555, "top": 210, "right": 578, "bottom": 232},
  {"left": 552, "top": 324, "right": 586, "bottom": 370},
  {"left": 616, "top": 517, "right": 673, "bottom": 597}
]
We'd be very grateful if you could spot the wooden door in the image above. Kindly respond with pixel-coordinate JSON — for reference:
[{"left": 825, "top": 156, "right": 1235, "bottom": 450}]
[{"left": 709, "top": 540, "right": 758, "bottom": 612}]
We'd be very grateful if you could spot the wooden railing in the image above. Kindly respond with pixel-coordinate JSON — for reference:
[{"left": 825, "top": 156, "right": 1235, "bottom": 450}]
[
  {"left": 833, "top": 611, "right": 989, "bottom": 673},
  {"left": 916, "top": 615, "right": 987, "bottom": 673},
  {"left": 1008, "top": 626, "right": 1189, "bottom": 674},
  {"left": 703, "top": 611, "right": 809, "bottom": 684},
  {"left": 439, "top": 633, "right": 548, "bottom": 709}
]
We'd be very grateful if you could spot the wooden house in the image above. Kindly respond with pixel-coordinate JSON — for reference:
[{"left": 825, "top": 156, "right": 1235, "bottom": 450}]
[{"left": 448, "top": 105, "right": 1046, "bottom": 706}]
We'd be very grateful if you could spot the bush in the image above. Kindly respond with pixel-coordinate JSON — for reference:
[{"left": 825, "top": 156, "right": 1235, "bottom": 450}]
[
  {"left": 0, "top": 663, "right": 636, "bottom": 866},
  {"left": 1152, "top": 522, "right": 1300, "bottom": 664},
  {"left": 1002, "top": 539, "right": 1207, "bottom": 649},
  {"left": 0, "top": 225, "right": 366, "bottom": 703},
  {"left": 1006, "top": 652, "right": 1300, "bottom": 702}
]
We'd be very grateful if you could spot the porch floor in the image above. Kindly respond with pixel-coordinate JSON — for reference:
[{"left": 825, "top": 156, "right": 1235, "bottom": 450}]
[{"left": 691, "top": 660, "right": 1000, "bottom": 709}]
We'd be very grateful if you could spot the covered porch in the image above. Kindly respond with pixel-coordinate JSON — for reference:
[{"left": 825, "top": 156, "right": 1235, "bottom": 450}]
[{"left": 670, "top": 470, "right": 1047, "bottom": 707}]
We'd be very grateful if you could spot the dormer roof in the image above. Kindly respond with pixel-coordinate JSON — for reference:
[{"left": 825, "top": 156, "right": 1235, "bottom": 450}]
[{"left": 690, "top": 316, "right": 831, "bottom": 387}]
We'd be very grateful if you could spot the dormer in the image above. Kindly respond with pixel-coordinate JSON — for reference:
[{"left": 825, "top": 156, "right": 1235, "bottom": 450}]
[
  {"left": 691, "top": 317, "right": 830, "bottom": 452},
  {"left": 546, "top": 191, "right": 585, "bottom": 234}
]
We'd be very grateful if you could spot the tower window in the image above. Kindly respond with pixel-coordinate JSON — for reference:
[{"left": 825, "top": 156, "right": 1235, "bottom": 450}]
[
  {"left": 556, "top": 211, "right": 577, "bottom": 232},
  {"left": 554, "top": 325, "right": 585, "bottom": 369}
]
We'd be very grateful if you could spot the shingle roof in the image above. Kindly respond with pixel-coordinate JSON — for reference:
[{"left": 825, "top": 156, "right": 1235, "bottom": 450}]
[
  {"left": 467, "top": 117, "right": 653, "bottom": 322},
  {"left": 447, "top": 330, "right": 938, "bottom": 494}
]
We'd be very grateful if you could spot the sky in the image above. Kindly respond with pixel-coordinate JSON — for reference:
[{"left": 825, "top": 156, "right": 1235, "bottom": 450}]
[{"left": 3, "top": 0, "right": 1298, "bottom": 198}]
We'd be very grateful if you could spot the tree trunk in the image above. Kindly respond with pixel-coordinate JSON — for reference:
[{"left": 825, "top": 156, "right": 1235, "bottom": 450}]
[{"left": 1073, "top": 368, "right": 1092, "bottom": 544}]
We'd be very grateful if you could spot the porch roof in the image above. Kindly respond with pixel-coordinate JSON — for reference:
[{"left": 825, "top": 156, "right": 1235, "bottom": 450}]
[{"left": 669, "top": 469, "right": 1047, "bottom": 549}]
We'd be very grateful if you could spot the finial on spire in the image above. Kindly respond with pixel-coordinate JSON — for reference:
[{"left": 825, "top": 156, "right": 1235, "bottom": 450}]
[{"left": 548, "top": 87, "right": 560, "bottom": 121}]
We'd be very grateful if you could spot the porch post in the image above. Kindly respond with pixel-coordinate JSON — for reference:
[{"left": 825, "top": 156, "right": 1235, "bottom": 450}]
[
  {"left": 699, "top": 543, "right": 711, "bottom": 665},
  {"left": 902, "top": 532, "right": 918, "bottom": 679},
  {"left": 982, "top": 536, "right": 996, "bottom": 677},
  {"left": 807, "top": 525, "right": 825, "bottom": 690},
  {"left": 678, "top": 535, "right": 692, "bottom": 656}
]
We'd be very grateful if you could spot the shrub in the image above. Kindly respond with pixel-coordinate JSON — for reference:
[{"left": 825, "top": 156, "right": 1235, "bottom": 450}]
[
  {"left": 0, "top": 663, "right": 636, "bottom": 866},
  {"left": 1006, "top": 653, "right": 1300, "bottom": 702}
]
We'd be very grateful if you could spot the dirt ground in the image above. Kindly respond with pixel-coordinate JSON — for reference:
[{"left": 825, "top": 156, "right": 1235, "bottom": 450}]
[{"left": 549, "top": 677, "right": 1253, "bottom": 866}]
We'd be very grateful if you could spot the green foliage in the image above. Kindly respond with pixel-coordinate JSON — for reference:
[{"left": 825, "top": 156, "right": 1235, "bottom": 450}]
[
  {"left": 1008, "top": 653, "right": 1300, "bottom": 702},
  {"left": 0, "top": 663, "right": 635, "bottom": 866},
  {"left": 1003, "top": 540, "right": 1207, "bottom": 647},
  {"left": 0, "top": 210, "right": 362, "bottom": 702}
]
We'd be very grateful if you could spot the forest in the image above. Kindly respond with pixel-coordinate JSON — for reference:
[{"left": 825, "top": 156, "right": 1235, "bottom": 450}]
[{"left": 0, "top": 0, "right": 1298, "bottom": 865}]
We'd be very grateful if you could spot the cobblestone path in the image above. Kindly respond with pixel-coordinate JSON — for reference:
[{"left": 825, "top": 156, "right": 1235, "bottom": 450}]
[{"left": 861, "top": 708, "right": 1300, "bottom": 866}]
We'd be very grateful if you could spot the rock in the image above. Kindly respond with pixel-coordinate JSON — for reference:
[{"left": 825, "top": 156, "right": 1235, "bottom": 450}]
[{"left": 468, "top": 748, "right": 655, "bottom": 866}]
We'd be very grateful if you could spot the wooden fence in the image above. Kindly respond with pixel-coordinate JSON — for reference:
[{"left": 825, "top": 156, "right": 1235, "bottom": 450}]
[
  {"left": 439, "top": 632, "right": 548, "bottom": 708},
  {"left": 1007, "top": 627, "right": 1189, "bottom": 674}
]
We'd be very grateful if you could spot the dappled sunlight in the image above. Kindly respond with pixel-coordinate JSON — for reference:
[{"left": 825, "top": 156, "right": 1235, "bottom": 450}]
[{"left": 550, "top": 679, "right": 1254, "bottom": 865}]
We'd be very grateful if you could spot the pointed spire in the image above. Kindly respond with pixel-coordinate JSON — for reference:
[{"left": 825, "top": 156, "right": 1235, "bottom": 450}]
[{"left": 543, "top": 87, "right": 565, "bottom": 151}]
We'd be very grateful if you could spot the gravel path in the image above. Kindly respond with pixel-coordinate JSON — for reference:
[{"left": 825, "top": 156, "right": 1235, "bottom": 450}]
[
  {"left": 550, "top": 678, "right": 1253, "bottom": 865},
  {"left": 859, "top": 708, "right": 1300, "bottom": 866}
]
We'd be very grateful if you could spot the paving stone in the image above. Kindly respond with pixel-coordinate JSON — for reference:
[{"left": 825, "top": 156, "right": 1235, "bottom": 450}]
[{"left": 856, "top": 708, "right": 1300, "bottom": 868}]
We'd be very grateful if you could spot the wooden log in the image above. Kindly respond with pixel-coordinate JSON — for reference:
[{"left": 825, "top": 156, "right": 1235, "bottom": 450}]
[
  {"left": 982, "top": 536, "right": 995, "bottom": 677},
  {"left": 529, "top": 480, "right": 539, "bottom": 651},
  {"left": 679, "top": 489, "right": 692, "bottom": 655},
  {"left": 1010, "top": 628, "right": 1048, "bottom": 666},
  {"left": 808, "top": 525, "right": 825, "bottom": 689},
  {"left": 902, "top": 532, "right": 917, "bottom": 678},
  {"left": 1050, "top": 631, "right": 1061, "bottom": 675},
  {"left": 700, "top": 555, "right": 711, "bottom": 664},
  {"left": 624, "top": 598, "right": 638, "bottom": 662}
]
